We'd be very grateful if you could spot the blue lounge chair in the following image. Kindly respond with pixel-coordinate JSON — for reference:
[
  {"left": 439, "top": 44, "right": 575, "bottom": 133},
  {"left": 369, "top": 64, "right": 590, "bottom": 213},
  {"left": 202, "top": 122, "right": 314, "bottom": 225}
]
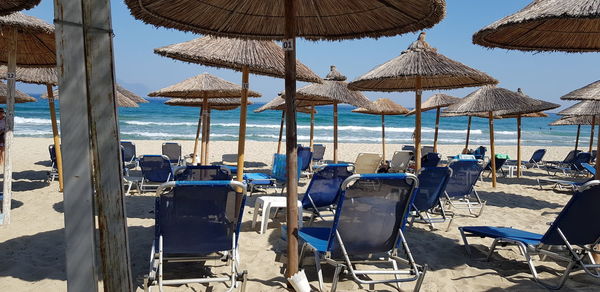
[
  {"left": 545, "top": 150, "right": 581, "bottom": 168},
  {"left": 297, "top": 173, "right": 426, "bottom": 291},
  {"left": 536, "top": 162, "right": 596, "bottom": 191},
  {"left": 47, "top": 145, "right": 59, "bottom": 182},
  {"left": 421, "top": 152, "right": 441, "bottom": 168},
  {"left": 139, "top": 155, "right": 175, "bottom": 192},
  {"left": 483, "top": 154, "right": 509, "bottom": 178},
  {"left": 525, "top": 149, "right": 547, "bottom": 168},
  {"left": 459, "top": 180, "right": 600, "bottom": 289},
  {"left": 298, "top": 145, "right": 313, "bottom": 174},
  {"left": 144, "top": 181, "right": 248, "bottom": 292},
  {"left": 300, "top": 164, "right": 353, "bottom": 223},
  {"left": 471, "top": 146, "right": 487, "bottom": 160},
  {"left": 243, "top": 154, "right": 302, "bottom": 194},
  {"left": 410, "top": 167, "right": 453, "bottom": 230},
  {"left": 174, "top": 165, "right": 232, "bottom": 181},
  {"left": 121, "top": 141, "right": 138, "bottom": 176},
  {"left": 546, "top": 152, "right": 592, "bottom": 176},
  {"left": 162, "top": 142, "right": 183, "bottom": 166},
  {"left": 444, "top": 159, "right": 485, "bottom": 217},
  {"left": 312, "top": 144, "right": 326, "bottom": 165}
]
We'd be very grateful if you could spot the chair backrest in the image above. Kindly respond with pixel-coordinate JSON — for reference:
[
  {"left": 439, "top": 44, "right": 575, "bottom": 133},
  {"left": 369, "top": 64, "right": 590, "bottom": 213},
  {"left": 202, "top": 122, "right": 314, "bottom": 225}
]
[
  {"left": 572, "top": 152, "right": 592, "bottom": 171},
  {"left": 48, "top": 145, "right": 57, "bottom": 166},
  {"left": 401, "top": 145, "right": 415, "bottom": 152},
  {"left": 422, "top": 146, "right": 434, "bottom": 157},
  {"left": 446, "top": 160, "right": 483, "bottom": 198},
  {"left": 162, "top": 142, "right": 182, "bottom": 164},
  {"left": 312, "top": 144, "right": 326, "bottom": 161},
  {"left": 389, "top": 151, "right": 412, "bottom": 172},
  {"left": 354, "top": 153, "right": 383, "bottom": 174},
  {"left": 301, "top": 164, "right": 353, "bottom": 209},
  {"left": 592, "top": 150, "right": 597, "bottom": 162},
  {"left": 174, "top": 165, "right": 232, "bottom": 181},
  {"left": 581, "top": 163, "right": 596, "bottom": 176},
  {"left": 484, "top": 155, "right": 508, "bottom": 171},
  {"left": 472, "top": 146, "right": 487, "bottom": 160},
  {"left": 327, "top": 173, "right": 418, "bottom": 256},
  {"left": 421, "top": 152, "right": 441, "bottom": 168},
  {"left": 140, "top": 155, "right": 174, "bottom": 182},
  {"left": 155, "top": 181, "right": 246, "bottom": 254},
  {"left": 456, "top": 154, "right": 476, "bottom": 160},
  {"left": 298, "top": 146, "right": 313, "bottom": 171},
  {"left": 564, "top": 150, "right": 582, "bottom": 164},
  {"left": 270, "top": 153, "right": 302, "bottom": 182},
  {"left": 413, "top": 167, "right": 452, "bottom": 211},
  {"left": 529, "top": 149, "right": 547, "bottom": 163},
  {"left": 541, "top": 181, "right": 600, "bottom": 245},
  {"left": 120, "top": 141, "right": 136, "bottom": 162},
  {"left": 221, "top": 154, "right": 238, "bottom": 165}
]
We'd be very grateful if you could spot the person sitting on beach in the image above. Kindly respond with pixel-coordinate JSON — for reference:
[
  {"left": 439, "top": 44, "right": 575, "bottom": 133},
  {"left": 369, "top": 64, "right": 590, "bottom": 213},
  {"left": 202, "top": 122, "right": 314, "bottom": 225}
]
[{"left": 0, "top": 108, "right": 5, "bottom": 166}]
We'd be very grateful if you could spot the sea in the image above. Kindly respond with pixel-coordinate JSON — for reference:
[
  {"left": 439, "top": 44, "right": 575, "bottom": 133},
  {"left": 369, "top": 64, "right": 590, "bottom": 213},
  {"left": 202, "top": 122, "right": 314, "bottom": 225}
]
[{"left": 13, "top": 95, "right": 584, "bottom": 147}]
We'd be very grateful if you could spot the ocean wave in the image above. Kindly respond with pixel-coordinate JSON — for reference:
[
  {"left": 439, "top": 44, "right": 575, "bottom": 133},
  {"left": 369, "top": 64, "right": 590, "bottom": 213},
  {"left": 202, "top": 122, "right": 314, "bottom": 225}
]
[
  {"left": 15, "top": 117, "right": 53, "bottom": 125},
  {"left": 211, "top": 123, "right": 484, "bottom": 134},
  {"left": 124, "top": 120, "right": 198, "bottom": 126},
  {"left": 15, "top": 129, "right": 53, "bottom": 136}
]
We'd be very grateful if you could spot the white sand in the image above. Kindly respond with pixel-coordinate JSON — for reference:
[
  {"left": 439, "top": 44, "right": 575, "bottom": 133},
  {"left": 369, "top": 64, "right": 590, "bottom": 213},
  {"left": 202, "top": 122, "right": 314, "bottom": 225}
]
[{"left": 1, "top": 137, "right": 598, "bottom": 291}]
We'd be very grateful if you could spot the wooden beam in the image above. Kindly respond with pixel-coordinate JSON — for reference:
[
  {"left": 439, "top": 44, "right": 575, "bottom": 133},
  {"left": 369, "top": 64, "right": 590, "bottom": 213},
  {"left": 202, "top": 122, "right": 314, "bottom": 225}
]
[
  {"left": 192, "top": 107, "right": 202, "bottom": 164},
  {"left": 575, "top": 125, "right": 580, "bottom": 151},
  {"left": 309, "top": 105, "right": 315, "bottom": 150},
  {"left": 1, "top": 27, "right": 16, "bottom": 225},
  {"left": 47, "top": 85, "right": 64, "bottom": 192},
  {"left": 414, "top": 76, "right": 422, "bottom": 170},
  {"left": 590, "top": 116, "right": 596, "bottom": 153},
  {"left": 489, "top": 112, "right": 497, "bottom": 188},
  {"left": 200, "top": 97, "right": 208, "bottom": 165},
  {"left": 236, "top": 65, "right": 250, "bottom": 199},
  {"left": 433, "top": 107, "right": 440, "bottom": 153},
  {"left": 596, "top": 121, "right": 600, "bottom": 180},
  {"left": 464, "top": 116, "right": 472, "bottom": 153},
  {"left": 333, "top": 102, "right": 338, "bottom": 163},
  {"left": 284, "top": 0, "right": 299, "bottom": 279},
  {"left": 204, "top": 108, "right": 211, "bottom": 164},
  {"left": 381, "top": 115, "right": 386, "bottom": 160},
  {"left": 516, "top": 115, "right": 522, "bottom": 178},
  {"left": 277, "top": 111, "right": 284, "bottom": 154}
]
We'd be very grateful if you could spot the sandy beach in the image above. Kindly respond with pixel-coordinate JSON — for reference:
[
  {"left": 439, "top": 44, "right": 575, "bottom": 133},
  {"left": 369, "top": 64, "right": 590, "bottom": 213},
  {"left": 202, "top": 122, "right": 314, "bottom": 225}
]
[{"left": 1, "top": 137, "right": 598, "bottom": 291}]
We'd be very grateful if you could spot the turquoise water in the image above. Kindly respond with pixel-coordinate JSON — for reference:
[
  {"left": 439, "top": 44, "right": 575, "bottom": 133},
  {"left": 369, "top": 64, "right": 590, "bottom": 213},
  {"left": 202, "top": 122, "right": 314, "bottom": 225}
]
[{"left": 13, "top": 95, "right": 584, "bottom": 147}]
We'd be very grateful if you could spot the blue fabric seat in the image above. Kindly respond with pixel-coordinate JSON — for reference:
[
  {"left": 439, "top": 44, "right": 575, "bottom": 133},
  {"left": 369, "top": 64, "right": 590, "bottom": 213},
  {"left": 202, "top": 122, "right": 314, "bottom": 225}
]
[
  {"left": 174, "top": 165, "right": 232, "bottom": 181},
  {"left": 410, "top": 167, "right": 452, "bottom": 230},
  {"left": 445, "top": 159, "right": 485, "bottom": 217},
  {"left": 301, "top": 164, "right": 353, "bottom": 223},
  {"left": 243, "top": 153, "right": 302, "bottom": 194},
  {"left": 139, "top": 155, "right": 175, "bottom": 192}
]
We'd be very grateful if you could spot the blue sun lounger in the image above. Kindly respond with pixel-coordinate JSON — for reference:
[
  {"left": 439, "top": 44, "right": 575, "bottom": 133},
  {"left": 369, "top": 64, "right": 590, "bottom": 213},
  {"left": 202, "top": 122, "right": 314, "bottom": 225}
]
[
  {"left": 174, "top": 165, "right": 232, "bottom": 181},
  {"left": 298, "top": 145, "right": 313, "bottom": 175},
  {"left": 546, "top": 152, "right": 592, "bottom": 177},
  {"left": 243, "top": 154, "right": 302, "bottom": 195},
  {"left": 444, "top": 159, "right": 485, "bottom": 217},
  {"left": 300, "top": 164, "right": 353, "bottom": 224},
  {"left": 459, "top": 180, "right": 600, "bottom": 289},
  {"left": 537, "top": 162, "right": 596, "bottom": 191},
  {"left": 120, "top": 141, "right": 138, "bottom": 175},
  {"left": 410, "top": 167, "right": 453, "bottom": 230},
  {"left": 47, "top": 145, "right": 59, "bottom": 182},
  {"left": 139, "top": 155, "right": 175, "bottom": 192},
  {"left": 297, "top": 173, "right": 426, "bottom": 291},
  {"left": 144, "top": 180, "right": 248, "bottom": 292}
]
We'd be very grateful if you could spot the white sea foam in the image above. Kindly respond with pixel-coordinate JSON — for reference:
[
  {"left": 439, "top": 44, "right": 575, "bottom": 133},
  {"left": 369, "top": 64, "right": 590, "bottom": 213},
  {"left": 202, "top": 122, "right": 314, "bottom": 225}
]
[{"left": 15, "top": 116, "right": 53, "bottom": 125}]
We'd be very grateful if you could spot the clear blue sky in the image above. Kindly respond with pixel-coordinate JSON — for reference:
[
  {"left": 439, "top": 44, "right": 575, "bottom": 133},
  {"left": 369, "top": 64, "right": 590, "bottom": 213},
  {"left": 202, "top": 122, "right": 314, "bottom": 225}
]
[{"left": 20, "top": 0, "right": 600, "bottom": 110}]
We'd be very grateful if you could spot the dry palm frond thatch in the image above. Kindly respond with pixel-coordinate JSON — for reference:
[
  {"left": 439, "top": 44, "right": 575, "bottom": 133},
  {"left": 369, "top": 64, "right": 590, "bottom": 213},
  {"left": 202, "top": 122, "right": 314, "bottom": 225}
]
[
  {"left": 155, "top": 37, "right": 321, "bottom": 83},
  {"left": 254, "top": 96, "right": 316, "bottom": 114},
  {"left": 0, "top": 65, "right": 57, "bottom": 85},
  {"left": 296, "top": 65, "right": 370, "bottom": 107},
  {"left": 43, "top": 88, "right": 139, "bottom": 108},
  {"left": 0, "top": 80, "right": 35, "bottom": 103},
  {"left": 0, "top": 0, "right": 40, "bottom": 16},
  {"left": 125, "top": 0, "right": 445, "bottom": 41},
  {"left": 445, "top": 86, "right": 550, "bottom": 114},
  {"left": 165, "top": 97, "right": 253, "bottom": 111},
  {"left": 0, "top": 12, "right": 55, "bottom": 67},
  {"left": 352, "top": 98, "right": 409, "bottom": 115},
  {"left": 559, "top": 100, "right": 600, "bottom": 116},
  {"left": 406, "top": 93, "right": 460, "bottom": 115},
  {"left": 148, "top": 73, "right": 261, "bottom": 99},
  {"left": 473, "top": 0, "right": 600, "bottom": 52},
  {"left": 550, "top": 115, "right": 596, "bottom": 126},
  {"left": 348, "top": 32, "right": 498, "bottom": 91},
  {"left": 494, "top": 88, "right": 560, "bottom": 116},
  {"left": 116, "top": 84, "right": 148, "bottom": 103},
  {"left": 560, "top": 80, "right": 600, "bottom": 101}
]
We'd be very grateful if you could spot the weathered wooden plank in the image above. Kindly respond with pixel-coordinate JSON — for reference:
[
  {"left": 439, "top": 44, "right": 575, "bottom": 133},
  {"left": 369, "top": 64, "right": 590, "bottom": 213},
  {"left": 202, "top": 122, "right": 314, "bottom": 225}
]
[
  {"left": 47, "top": 85, "right": 64, "bottom": 191},
  {"left": 1, "top": 27, "right": 16, "bottom": 225}
]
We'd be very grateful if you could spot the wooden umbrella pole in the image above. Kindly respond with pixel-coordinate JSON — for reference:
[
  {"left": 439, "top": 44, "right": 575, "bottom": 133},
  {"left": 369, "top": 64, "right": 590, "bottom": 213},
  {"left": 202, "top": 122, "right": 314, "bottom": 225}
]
[
  {"left": 464, "top": 116, "right": 472, "bottom": 153},
  {"left": 47, "top": 85, "right": 64, "bottom": 192},
  {"left": 517, "top": 115, "right": 522, "bottom": 178},
  {"left": 204, "top": 108, "right": 211, "bottom": 164},
  {"left": 200, "top": 97, "right": 209, "bottom": 165},
  {"left": 192, "top": 107, "right": 203, "bottom": 165},
  {"left": 284, "top": 0, "right": 299, "bottom": 279},
  {"left": 333, "top": 102, "right": 338, "bottom": 163},
  {"left": 277, "top": 111, "right": 284, "bottom": 154},
  {"left": 589, "top": 116, "right": 596, "bottom": 153},
  {"left": 236, "top": 65, "right": 250, "bottom": 200},
  {"left": 433, "top": 107, "right": 440, "bottom": 153},
  {"left": 414, "top": 76, "right": 422, "bottom": 170},
  {"left": 488, "top": 112, "right": 497, "bottom": 188},
  {"left": 2, "top": 27, "right": 16, "bottom": 224},
  {"left": 575, "top": 125, "right": 581, "bottom": 151},
  {"left": 381, "top": 115, "right": 386, "bottom": 160},
  {"left": 309, "top": 105, "right": 315, "bottom": 150},
  {"left": 596, "top": 120, "right": 600, "bottom": 180}
]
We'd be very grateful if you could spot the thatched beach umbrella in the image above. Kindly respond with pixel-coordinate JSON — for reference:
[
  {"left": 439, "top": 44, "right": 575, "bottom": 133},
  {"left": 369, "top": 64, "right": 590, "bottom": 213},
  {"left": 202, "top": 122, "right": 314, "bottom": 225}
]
[
  {"left": 296, "top": 65, "right": 371, "bottom": 163},
  {"left": 255, "top": 96, "right": 316, "bottom": 154},
  {"left": 166, "top": 98, "right": 254, "bottom": 164},
  {"left": 550, "top": 115, "right": 596, "bottom": 151},
  {"left": 559, "top": 101, "right": 600, "bottom": 153},
  {"left": 149, "top": 73, "right": 261, "bottom": 165},
  {"left": 406, "top": 93, "right": 460, "bottom": 152},
  {"left": 349, "top": 32, "right": 498, "bottom": 170},
  {"left": 125, "top": 0, "right": 446, "bottom": 279},
  {"left": 445, "top": 86, "right": 539, "bottom": 187},
  {"left": 0, "top": 81, "right": 36, "bottom": 103},
  {"left": 473, "top": 0, "right": 600, "bottom": 52},
  {"left": 0, "top": 12, "right": 54, "bottom": 224},
  {"left": 561, "top": 80, "right": 600, "bottom": 101},
  {"left": 116, "top": 85, "right": 148, "bottom": 103},
  {"left": 0, "top": 1, "right": 40, "bottom": 16},
  {"left": 352, "top": 98, "right": 409, "bottom": 160},
  {"left": 43, "top": 88, "right": 140, "bottom": 108}
]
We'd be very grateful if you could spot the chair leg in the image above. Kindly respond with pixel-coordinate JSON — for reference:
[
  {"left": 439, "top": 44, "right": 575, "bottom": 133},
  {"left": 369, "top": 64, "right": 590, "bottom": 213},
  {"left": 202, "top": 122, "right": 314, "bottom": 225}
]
[
  {"left": 313, "top": 250, "right": 324, "bottom": 292},
  {"left": 331, "top": 264, "right": 343, "bottom": 292},
  {"left": 458, "top": 228, "right": 472, "bottom": 256},
  {"left": 252, "top": 200, "right": 261, "bottom": 230},
  {"left": 486, "top": 239, "right": 501, "bottom": 261},
  {"left": 413, "top": 265, "right": 427, "bottom": 292}
]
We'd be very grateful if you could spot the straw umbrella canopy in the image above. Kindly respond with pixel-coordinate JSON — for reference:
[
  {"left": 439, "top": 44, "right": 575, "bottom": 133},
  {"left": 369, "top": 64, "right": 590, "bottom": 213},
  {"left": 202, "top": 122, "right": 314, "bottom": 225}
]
[
  {"left": 561, "top": 80, "right": 600, "bottom": 101},
  {"left": 149, "top": 73, "right": 261, "bottom": 165},
  {"left": 550, "top": 115, "right": 595, "bottom": 151},
  {"left": 349, "top": 32, "right": 498, "bottom": 170},
  {"left": 352, "top": 98, "right": 409, "bottom": 160},
  {"left": 295, "top": 65, "right": 371, "bottom": 162},
  {"left": 0, "top": 80, "right": 35, "bottom": 103},
  {"left": 0, "top": 1, "right": 40, "bottom": 16},
  {"left": 406, "top": 93, "right": 460, "bottom": 152},
  {"left": 0, "top": 12, "right": 55, "bottom": 224},
  {"left": 116, "top": 85, "right": 148, "bottom": 103},
  {"left": 43, "top": 88, "right": 140, "bottom": 108},
  {"left": 125, "top": 0, "right": 447, "bottom": 278},
  {"left": 473, "top": 0, "right": 600, "bottom": 52},
  {"left": 559, "top": 101, "right": 600, "bottom": 153},
  {"left": 255, "top": 96, "right": 316, "bottom": 154}
]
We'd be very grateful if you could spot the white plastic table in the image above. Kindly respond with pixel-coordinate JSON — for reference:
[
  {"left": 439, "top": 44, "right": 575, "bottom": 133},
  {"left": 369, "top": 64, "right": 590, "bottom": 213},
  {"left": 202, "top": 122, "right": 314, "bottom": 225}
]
[{"left": 252, "top": 196, "right": 303, "bottom": 234}]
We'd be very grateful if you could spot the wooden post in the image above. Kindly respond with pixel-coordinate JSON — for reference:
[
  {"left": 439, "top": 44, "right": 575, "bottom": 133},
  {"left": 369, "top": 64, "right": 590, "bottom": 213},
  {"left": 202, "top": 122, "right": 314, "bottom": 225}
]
[
  {"left": 414, "top": 76, "right": 422, "bottom": 170},
  {"left": 204, "top": 108, "right": 211, "bottom": 164},
  {"left": 433, "top": 107, "right": 441, "bottom": 153},
  {"left": 277, "top": 111, "right": 284, "bottom": 154},
  {"left": 517, "top": 115, "right": 522, "bottom": 178},
  {"left": 236, "top": 65, "right": 250, "bottom": 197},
  {"left": 488, "top": 112, "right": 497, "bottom": 188},
  {"left": 596, "top": 121, "right": 600, "bottom": 180},
  {"left": 590, "top": 116, "right": 596, "bottom": 153},
  {"left": 54, "top": 0, "right": 99, "bottom": 289},
  {"left": 464, "top": 116, "right": 472, "bottom": 153},
  {"left": 200, "top": 97, "right": 209, "bottom": 165},
  {"left": 575, "top": 125, "right": 581, "bottom": 151},
  {"left": 309, "top": 105, "right": 315, "bottom": 150},
  {"left": 192, "top": 107, "right": 203, "bottom": 164},
  {"left": 381, "top": 115, "right": 386, "bottom": 160},
  {"left": 284, "top": 0, "right": 299, "bottom": 279},
  {"left": 47, "top": 85, "right": 64, "bottom": 192},
  {"left": 333, "top": 102, "right": 338, "bottom": 163},
  {"left": 1, "top": 27, "right": 16, "bottom": 224}
]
